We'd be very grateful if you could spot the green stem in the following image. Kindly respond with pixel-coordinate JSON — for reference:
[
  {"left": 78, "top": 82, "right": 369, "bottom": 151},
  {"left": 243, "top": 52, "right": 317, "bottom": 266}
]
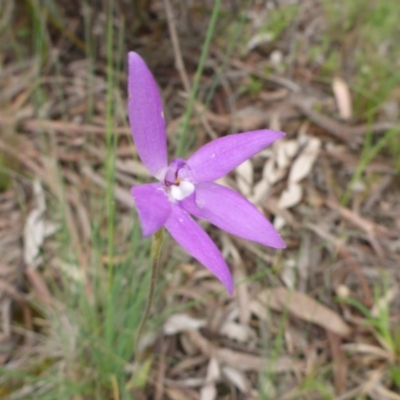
[{"left": 135, "top": 229, "right": 164, "bottom": 355}]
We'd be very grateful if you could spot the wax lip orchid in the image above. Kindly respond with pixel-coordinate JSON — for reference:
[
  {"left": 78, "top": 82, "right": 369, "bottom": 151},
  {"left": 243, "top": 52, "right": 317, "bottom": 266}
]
[{"left": 128, "top": 51, "right": 285, "bottom": 295}]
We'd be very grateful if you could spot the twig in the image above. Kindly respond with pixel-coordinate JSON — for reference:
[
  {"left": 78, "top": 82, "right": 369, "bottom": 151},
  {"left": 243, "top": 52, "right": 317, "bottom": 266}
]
[
  {"left": 291, "top": 96, "right": 400, "bottom": 141},
  {"left": 163, "top": 0, "right": 191, "bottom": 93}
]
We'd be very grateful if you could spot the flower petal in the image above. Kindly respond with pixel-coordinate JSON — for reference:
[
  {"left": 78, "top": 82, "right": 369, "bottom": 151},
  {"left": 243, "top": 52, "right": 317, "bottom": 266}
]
[
  {"left": 131, "top": 183, "right": 171, "bottom": 236},
  {"left": 187, "top": 130, "right": 285, "bottom": 183},
  {"left": 165, "top": 205, "right": 234, "bottom": 295},
  {"left": 128, "top": 52, "right": 167, "bottom": 177},
  {"left": 180, "top": 183, "right": 286, "bottom": 248}
]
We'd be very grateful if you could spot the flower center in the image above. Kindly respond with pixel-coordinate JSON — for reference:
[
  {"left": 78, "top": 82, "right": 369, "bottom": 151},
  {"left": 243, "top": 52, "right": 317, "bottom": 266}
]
[
  {"left": 162, "top": 158, "right": 194, "bottom": 201},
  {"left": 170, "top": 180, "right": 195, "bottom": 201}
]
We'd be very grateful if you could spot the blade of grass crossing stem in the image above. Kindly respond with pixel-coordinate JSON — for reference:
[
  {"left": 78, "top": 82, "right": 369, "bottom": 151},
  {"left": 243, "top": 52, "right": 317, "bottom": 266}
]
[{"left": 175, "top": 0, "right": 222, "bottom": 157}]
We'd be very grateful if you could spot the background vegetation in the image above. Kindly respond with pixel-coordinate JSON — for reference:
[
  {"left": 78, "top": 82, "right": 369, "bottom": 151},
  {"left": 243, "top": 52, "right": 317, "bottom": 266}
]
[{"left": 0, "top": 0, "right": 399, "bottom": 399}]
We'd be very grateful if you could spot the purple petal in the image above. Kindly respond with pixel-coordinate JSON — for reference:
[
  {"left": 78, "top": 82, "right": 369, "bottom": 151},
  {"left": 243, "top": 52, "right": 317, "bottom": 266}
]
[
  {"left": 165, "top": 206, "right": 234, "bottom": 295},
  {"left": 187, "top": 130, "right": 285, "bottom": 183},
  {"left": 128, "top": 52, "right": 167, "bottom": 177},
  {"left": 131, "top": 183, "right": 171, "bottom": 237},
  {"left": 180, "top": 183, "right": 286, "bottom": 248}
]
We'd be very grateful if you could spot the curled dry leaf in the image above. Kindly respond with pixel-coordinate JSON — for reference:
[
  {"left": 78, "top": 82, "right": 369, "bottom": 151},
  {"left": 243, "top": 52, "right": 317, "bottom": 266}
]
[
  {"left": 235, "top": 159, "right": 253, "bottom": 197},
  {"left": 263, "top": 158, "right": 286, "bottom": 185},
  {"left": 200, "top": 358, "right": 220, "bottom": 400},
  {"left": 332, "top": 77, "right": 353, "bottom": 120},
  {"left": 219, "top": 321, "right": 252, "bottom": 343},
  {"left": 246, "top": 32, "right": 273, "bottom": 51},
  {"left": 257, "top": 288, "right": 351, "bottom": 337},
  {"left": 251, "top": 179, "right": 270, "bottom": 204},
  {"left": 163, "top": 313, "right": 206, "bottom": 335},
  {"left": 199, "top": 382, "right": 215, "bottom": 400},
  {"left": 284, "top": 140, "right": 300, "bottom": 159},
  {"left": 278, "top": 182, "right": 302, "bottom": 209},
  {"left": 222, "top": 366, "right": 249, "bottom": 393},
  {"left": 276, "top": 140, "right": 299, "bottom": 169},
  {"left": 288, "top": 137, "right": 321, "bottom": 184},
  {"left": 280, "top": 259, "right": 296, "bottom": 289},
  {"left": 273, "top": 215, "right": 286, "bottom": 230}
]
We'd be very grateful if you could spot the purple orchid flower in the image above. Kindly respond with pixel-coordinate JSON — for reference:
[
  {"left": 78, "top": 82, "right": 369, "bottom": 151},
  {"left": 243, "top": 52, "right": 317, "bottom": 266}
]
[{"left": 128, "top": 52, "right": 285, "bottom": 295}]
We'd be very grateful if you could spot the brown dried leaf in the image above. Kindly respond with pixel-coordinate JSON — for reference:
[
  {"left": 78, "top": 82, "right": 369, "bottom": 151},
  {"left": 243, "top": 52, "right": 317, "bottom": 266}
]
[
  {"left": 23, "top": 180, "right": 58, "bottom": 268},
  {"left": 164, "top": 313, "right": 206, "bottom": 335},
  {"left": 216, "top": 347, "right": 302, "bottom": 373},
  {"left": 276, "top": 140, "right": 298, "bottom": 169},
  {"left": 252, "top": 179, "right": 270, "bottom": 204},
  {"left": 257, "top": 288, "right": 351, "bottom": 337},
  {"left": 221, "top": 366, "right": 249, "bottom": 393},
  {"left": 200, "top": 358, "right": 219, "bottom": 400},
  {"left": 219, "top": 321, "right": 252, "bottom": 343},
  {"left": 235, "top": 160, "right": 253, "bottom": 197},
  {"left": 264, "top": 158, "right": 286, "bottom": 185},
  {"left": 246, "top": 32, "right": 273, "bottom": 51},
  {"left": 186, "top": 330, "right": 303, "bottom": 373},
  {"left": 166, "top": 387, "right": 198, "bottom": 400},
  {"left": 278, "top": 182, "right": 302, "bottom": 209},
  {"left": 288, "top": 137, "right": 321, "bottom": 184}
]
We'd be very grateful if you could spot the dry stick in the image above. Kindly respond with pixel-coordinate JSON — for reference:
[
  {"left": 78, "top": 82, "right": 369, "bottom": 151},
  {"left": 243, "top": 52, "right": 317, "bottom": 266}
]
[
  {"left": 163, "top": 0, "right": 191, "bottom": 93},
  {"left": 135, "top": 229, "right": 164, "bottom": 356}
]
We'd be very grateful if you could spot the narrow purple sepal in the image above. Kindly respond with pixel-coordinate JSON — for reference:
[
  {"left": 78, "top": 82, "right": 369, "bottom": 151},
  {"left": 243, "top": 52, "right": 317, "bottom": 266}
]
[
  {"left": 187, "top": 130, "right": 285, "bottom": 183},
  {"left": 131, "top": 183, "right": 172, "bottom": 237},
  {"left": 128, "top": 52, "right": 168, "bottom": 177},
  {"left": 165, "top": 206, "right": 234, "bottom": 295},
  {"left": 181, "top": 182, "right": 286, "bottom": 248}
]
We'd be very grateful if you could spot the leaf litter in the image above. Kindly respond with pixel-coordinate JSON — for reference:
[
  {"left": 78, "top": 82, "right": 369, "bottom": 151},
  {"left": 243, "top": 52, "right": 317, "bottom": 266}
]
[{"left": 1, "top": 0, "right": 400, "bottom": 398}]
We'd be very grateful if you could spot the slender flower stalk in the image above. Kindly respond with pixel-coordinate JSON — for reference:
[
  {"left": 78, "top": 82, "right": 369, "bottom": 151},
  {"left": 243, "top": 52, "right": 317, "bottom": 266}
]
[{"left": 128, "top": 52, "right": 286, "bottom": 295}]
